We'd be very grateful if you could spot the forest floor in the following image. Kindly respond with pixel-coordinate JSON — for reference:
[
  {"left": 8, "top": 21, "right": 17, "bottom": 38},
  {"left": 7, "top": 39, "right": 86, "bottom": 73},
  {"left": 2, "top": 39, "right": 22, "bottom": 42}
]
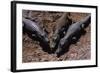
[{"left": 22, "top": 11, "right": 91, "bottom": 63}]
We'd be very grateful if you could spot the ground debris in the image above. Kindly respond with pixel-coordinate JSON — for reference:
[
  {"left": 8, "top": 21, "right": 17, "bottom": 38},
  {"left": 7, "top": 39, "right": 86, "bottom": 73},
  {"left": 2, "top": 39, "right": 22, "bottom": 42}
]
[{"left": 22, "top": 10, "right": 91, "bottom": 63}]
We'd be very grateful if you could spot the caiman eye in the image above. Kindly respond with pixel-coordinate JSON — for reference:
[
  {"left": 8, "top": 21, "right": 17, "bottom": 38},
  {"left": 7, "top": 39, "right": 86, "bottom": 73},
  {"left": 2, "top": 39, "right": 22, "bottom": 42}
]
[
  {"left": 81, "top": 24, "right": 84, "bottom": 28},
  {"left": 53, "top": 36, "right": 57, "bottom": 40},
  {"left": 60, "top": 39, "right": 64, "bottom": 46}
]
